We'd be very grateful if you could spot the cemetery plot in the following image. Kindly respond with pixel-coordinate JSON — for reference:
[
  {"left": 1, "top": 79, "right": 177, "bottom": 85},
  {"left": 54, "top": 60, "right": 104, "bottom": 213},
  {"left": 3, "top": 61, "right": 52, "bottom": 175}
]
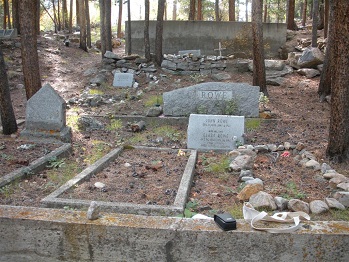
[{"left": 62, "top": 148, "right": 190, "bottom": 205}]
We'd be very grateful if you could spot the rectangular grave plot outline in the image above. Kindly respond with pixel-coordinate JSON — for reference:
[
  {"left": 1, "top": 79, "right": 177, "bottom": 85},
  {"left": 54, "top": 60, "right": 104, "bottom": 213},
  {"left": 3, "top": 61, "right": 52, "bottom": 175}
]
[{"left": 41, "top": 146, "right": 197, "bottom": 216}]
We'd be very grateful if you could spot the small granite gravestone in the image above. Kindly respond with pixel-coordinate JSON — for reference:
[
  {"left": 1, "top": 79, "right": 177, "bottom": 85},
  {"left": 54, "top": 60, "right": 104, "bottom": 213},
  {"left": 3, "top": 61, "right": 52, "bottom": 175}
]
[
  {"left": 163, "top": 82, "right": 260, "bottom": 117},
  {"left": 0, "top": 30, "right": 4, "bottom": 36},
  {"left": 0, "top": 28, "right": 17, "bottom": 39},
  {"left": 187, "top": 114, "right": 245, "bottom": 151},
  {"left": 178, "top": 50, "right": 201, "bottom": 57},
  {"left": 21, "top": 83, "right": 71, "bottom": 142},
  {"left": 113, "top": 72, "right": 134, "bottom": 87}
]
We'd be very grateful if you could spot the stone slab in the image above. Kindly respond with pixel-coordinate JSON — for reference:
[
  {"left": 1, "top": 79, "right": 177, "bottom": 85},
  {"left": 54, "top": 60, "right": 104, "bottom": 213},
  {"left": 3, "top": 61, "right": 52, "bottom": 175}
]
[
  {"left": 163, "top": 82, "right": 260, "bottom": 117},
  {"left": 24, "top": 83, "right": 66, "bottom": 131},
  {"left": 112, "top": 72, "right": 134, "bottom": 87},
  {"left": 0, "top": 28, "right": 17, "bottom": 39},
  {"left": 187, "top": 114, "right": 244, "bottom": 151}
]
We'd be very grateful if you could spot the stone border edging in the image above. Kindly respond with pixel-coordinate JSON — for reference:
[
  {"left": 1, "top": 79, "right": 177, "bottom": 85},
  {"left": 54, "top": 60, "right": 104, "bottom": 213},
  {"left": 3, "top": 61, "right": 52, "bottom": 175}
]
[
  {"left": 41, "top": 146, "right": 198, "bottom": 216},
  {"left": 0, "top": 143, "right": 72, "bottom": 188}
]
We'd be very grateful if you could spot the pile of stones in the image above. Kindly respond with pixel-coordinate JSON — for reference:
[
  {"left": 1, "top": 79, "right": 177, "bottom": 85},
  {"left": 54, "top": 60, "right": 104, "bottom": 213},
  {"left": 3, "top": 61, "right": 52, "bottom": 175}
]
[{"left": 228, "top": 141, "right": 348, "bottom": 215}]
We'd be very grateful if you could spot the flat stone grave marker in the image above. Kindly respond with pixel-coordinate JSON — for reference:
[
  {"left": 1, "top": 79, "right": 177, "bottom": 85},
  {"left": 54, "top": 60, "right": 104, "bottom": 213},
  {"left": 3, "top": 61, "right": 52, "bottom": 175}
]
[
  {"left": 163, "top": 82, "right": 260, "bottom": 117},
  {"left": 187, "top": 114, "right": 245, "bottom": 151},
  {"left": 113, "top": 72, "right": 134, "bottom": 87},
  {"left": 21, "top": 83, "right": 71, "bottom": 142},
  {"left": 0, "top": 30, "right": 4, "bottom": 36},
  {"left": 178, "top": 50, "right": 201, "bottom": 57}
]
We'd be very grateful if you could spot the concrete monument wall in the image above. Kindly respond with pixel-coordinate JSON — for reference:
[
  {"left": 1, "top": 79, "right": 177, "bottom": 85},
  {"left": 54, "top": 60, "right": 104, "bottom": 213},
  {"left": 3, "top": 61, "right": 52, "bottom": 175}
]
[{"left": 126, "top": 21, "right": 286, "bottom": 58}]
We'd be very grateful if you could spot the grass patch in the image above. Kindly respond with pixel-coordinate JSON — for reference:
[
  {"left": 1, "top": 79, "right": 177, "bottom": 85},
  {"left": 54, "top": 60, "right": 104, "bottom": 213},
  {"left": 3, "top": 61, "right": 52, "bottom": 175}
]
[
  {"left": 106, "top": 119, "right": 123, "bottom": 131},
  {"left": 66, "top": 113, "right": 80, "bottom": 131},
  {"left": 144, "top": 95, "right": 163, "bottom": 107},
  {"left": 89, "top": 89, "right": 104, "bottom": 95},
  {"left": 84, "top": 140, "right": 112, "bottom": 164},
  {"left": 226, "top": 203, "right": 244, "bottom": 219},
  {"left": 153, "top": 125, "right": 184, "bottom": 142},
  {"left": 245, "top": 118, "right": 261, "bottom": 131},
  {"left": 45, "top": 159, "right": 81, "bottom": 190},
  {"left": 281, "top": 181, "right": 307, "bottom": 200}
]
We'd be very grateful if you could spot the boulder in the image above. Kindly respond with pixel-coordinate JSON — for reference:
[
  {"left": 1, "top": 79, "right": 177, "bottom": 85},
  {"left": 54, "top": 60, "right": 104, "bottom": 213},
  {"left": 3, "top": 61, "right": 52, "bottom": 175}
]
[
  {"left": 249, "top": 191, "right": 277, "bottom": 210},
  {"left": 287, "top": 199, "right": 310, "bottom": 213},
  {"left": 297, "top": 47, "right": 324, "bottom": 69}
]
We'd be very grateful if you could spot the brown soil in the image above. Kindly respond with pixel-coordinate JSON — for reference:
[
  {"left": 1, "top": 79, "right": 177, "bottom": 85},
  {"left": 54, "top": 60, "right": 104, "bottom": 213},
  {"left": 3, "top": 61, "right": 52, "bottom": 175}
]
[
  {"left": 63, "top": 148, "right": 188, "bottom": 206},
  {"left": 1, "top": 31, "right": 348, "bottom": 219}
]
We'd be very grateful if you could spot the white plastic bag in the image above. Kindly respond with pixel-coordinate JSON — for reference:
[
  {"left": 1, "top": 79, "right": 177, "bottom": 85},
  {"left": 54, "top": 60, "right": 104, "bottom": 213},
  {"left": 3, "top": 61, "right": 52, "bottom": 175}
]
[{"left": 243, "top": 202, "right": 310, "bottom": 233}]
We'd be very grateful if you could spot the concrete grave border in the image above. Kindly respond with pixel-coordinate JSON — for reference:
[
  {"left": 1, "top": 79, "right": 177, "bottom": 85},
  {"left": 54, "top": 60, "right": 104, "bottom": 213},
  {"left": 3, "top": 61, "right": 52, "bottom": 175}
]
[
  {"left": 41, "top": 146, "right": 198, "bottom": 216},
  {"left": 0, "top": 143, "right": 72, "bottom": 188}
]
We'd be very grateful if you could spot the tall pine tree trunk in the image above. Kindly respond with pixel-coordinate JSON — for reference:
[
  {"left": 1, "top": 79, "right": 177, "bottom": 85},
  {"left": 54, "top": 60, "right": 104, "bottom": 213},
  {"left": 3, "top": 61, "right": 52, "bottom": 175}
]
[
  {"left": 229, "top": 0, "right": 235, "bottom": 21},
  {"left": 78, "top": 0, "right": 87, "bottom": 51},
  {"left": 19, "top": 0, "right": 42, "bottom": 99},
  {"left": 117, "top": 0, "right": 123, "bottom": 38},
  {"left": 155, "top": 0, "right": 165, "bottom": 66},
  {"left": 144, "top": 0, "right": 151, "bottom": 61},
  {"left": 12, "top": 0, "right": 20, "bottom": 33},
  {"left": 312, "top": 0, "right": 319, "bottom": 47},
  {"left": 127, "top": 0, "right": 132, "bottom": 55},
  {"left": 0, "top": 46, "right": 17, "bottom": 135},
  {"left": 252, "top": 0, "right": 267, "bottom": 96},
  {"left": 326, "top": 0, "right": 349, "bottom": 162}
]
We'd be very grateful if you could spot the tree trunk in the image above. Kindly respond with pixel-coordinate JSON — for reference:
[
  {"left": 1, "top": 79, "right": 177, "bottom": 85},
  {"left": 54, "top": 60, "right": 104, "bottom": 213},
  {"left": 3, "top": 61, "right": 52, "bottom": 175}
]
[
  {"left": 85, "top": 0, "right": 91, "bottom": 48},
  {"left": 76, "top": 0, "right": 80, "bottom": 26},
  {"left": 197, "top": 0, "right": 203, "bottom": 21},
  {"left": 78, "top": 0, "right": 87, "bottom": 51},
  {"left": 172, "top": 0, "right": 177, "bottom": 20},
  {"left": 311, "top": 0, "right": 319, "bottom": 47},
  {"left": 69, "top": 0, "right": 73, "bottom": 32},
  {"left": 117, "top": 0, "right": 123, "bottom": 38},
  {"left": 62, "top": 0, "right": 69, "bottom": 29},
  {"left": 229, "top": 0, "right": 235, "bottom": 21},
  {"left": 301, "top": 0, "right": 307, "bottom": 27},
  {"left": 144, "top": 0, "right": 151, "bottom": 61},
  {"left": 324, "top": 0, "right": 329, "bottom": 39},
  {"left": 127, "top": 0, "right": 132, "bottom": 55},
  {"left": 326, "top": 0, "right": 349, "bottom": 162},
  {"left": 155, "top": 0, "right": 165, "bottom": 66},
  {"left": 12, "top": 0, "right": 20, "bottom": 33},
  {"left": 52, "top": 0, "right": 58, "bottom": 32},
  {"left": 189, "top": 0, "right": 195, "bottom": 20},
  {"left": 99, "top": 0, "right": 106, "bottom": 56},
  {"left": 4, "top": 0, "right": 11, "bottom": 29},
  {"left": 57, "top": 0, "right": 62, "bottom": 30},
  {"left": 19, "top": 0, "right": 42, "bottom": 99},
  {"left": 252, "top": 0, "right": 268, "bottom": 96},
  {"left": 318, "top": 0, "right": 334, "bottom": 100},
  {"left": 317, "top": 0, "right": 324, "bottom": 30},
  {"left": 36, "top": 0, "right": 40, "bottom": 35},
  {"left": 0, "top": 46, "right": 18, "bottom": 135},
  {"left": 245, "top": 0, "right": 249, "bottom": 22},
  {"left": 263, "top": 3, "right": 267, "bottom": 23},
  {"left": 215, "top": 0, "right": 220, "bottom": 21},
  {"left": 287, "top": 0, "right": 296, "bottom": 30},
  {"left": 105, "top": 0, "right": 112, "bottom": 52}
]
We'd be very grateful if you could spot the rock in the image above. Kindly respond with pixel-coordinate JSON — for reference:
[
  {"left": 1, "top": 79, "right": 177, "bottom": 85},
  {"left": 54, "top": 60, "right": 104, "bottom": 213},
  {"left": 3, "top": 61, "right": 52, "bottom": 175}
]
[
  {"left": 104, "top": 51, "right": 120, "bottom": 59},
  {"left": 254, "top": 145, "right": 269, "bottom": 153},
  {"left": 83, "top": 68, "right": 98, "bottom": 77},
  {"left": 332, "top": 192, "right": 349, "bottom": 207},
  {"left": 295, "top": 142, "right": 305, "bottom": 151},
  {"left": 229, "top": 154, "right": 254, "bottom": 172},
  {"left": 77, "top": 116, "right": 104, "bottom": 131},
  {"left": 94, "top": 182, "right": 106, "bottom": 189},
  {"left": 337, "top": 182, "right": 349, "bottom": 191},
  {"left": 211, "top": 72, "right": 231, "bottom": 81},
  {"left": 241, "top": 177, "right": 255, "bottom": 182},
  {"left": 266, "top": 77, "right": 284, "bottom": 86},
  {"left": 239, "top": 169, "right": 253, "bottom": 180},
  {"left": 146, "top": 106, "right": 163, "bottom": 117},
  {"left": 259, "top": 111, "right": 272, "bottom": 119},
  {"left": 249, "top": 191, "right": 277, "bottom": 210},
  {"left": 237, "top": 183, "right": 263, "bottom": 201},
  {"left": 267, "top": 144, "right": 277, "bottom": 152},
  {"left": 87, "top": 201, "right": 100, "bottom": 220},
  {"left": 323, "top": 171, "right": 345, "bottom": 180},
  {"left": 297, "top": 47, "right": 325, "bottom": 69},
  {"left": 245, "top": 178, "right": 263, "bottom": 186},
  {"left": 309, "top": 200, "right": 329, "bottom": 214},
  {"left": 274, "top": 196, "right": 288, "bottom": 211},
  {"left": 321, "top": 163, "right": 333, "bottom": 174},
  {"left": 305, "top": 159, "right": 321, "bottom": 170},
  {"left": 284, "top": 142, "right": 291, "bottom": 150},
  {"left": 325, "top": 198, "right": 346, "bottom": 210},
  {"left": 287, "top": 52, "right": 302, "bottom": 69},
  {"left": 287, "top": 199, "right": 310, "bottom": 213},
  {"left": 296, "top": 68, "right": 320, "bottom": 78},
  {"left": 329, "top": 175, "right": 349, "bottom": 189},
  {"left": 89, "top": 74, "right": 107, "bottom": 86}
]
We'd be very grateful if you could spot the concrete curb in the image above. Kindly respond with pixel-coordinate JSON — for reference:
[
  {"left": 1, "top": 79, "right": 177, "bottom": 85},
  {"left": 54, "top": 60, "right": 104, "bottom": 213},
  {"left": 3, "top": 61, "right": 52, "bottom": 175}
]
[
  {"left": 0, "top": 143, "right": 72, "bottom": 188},
  {"left": 41, "top": 146, "right": 197, "bottom": 216}
]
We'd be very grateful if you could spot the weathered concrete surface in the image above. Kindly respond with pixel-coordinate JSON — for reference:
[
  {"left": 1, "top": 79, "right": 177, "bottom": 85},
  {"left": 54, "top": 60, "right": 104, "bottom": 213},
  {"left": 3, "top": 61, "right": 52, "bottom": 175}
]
[
  {"left": 1, "top": 205, "right": 349, "bottom": 262},
  {"left": 126, "top": 21, "right": 286, "bottom": 58}
]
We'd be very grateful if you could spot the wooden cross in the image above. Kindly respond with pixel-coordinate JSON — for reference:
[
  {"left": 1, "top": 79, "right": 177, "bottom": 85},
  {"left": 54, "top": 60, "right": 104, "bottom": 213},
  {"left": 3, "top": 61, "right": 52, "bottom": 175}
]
[{"left": 214, "top": 42, "right": 226, "bottom": 57}]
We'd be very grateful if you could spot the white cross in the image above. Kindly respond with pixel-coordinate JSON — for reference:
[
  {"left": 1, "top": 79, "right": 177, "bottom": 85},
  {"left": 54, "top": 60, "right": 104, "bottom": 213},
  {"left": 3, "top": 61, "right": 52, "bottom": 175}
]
[{"left": 214, "top": 42, "right": 226, "bottom": 57}]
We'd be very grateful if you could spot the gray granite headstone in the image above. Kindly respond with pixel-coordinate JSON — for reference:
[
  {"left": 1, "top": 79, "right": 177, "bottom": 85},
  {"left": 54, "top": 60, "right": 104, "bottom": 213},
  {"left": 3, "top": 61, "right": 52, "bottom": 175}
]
[
  {"left": 178, "top": 50, "right": 201, "bottom": 57},
  {"left": 0, "top": 30, "right": 4, "bottom": 36},
  {"left": 0, "top": 29, "right": 17, "bottom": 39},
  {"left": 113, "top": 72, "right": 134, "bottom": 87},
  {"left": 21, "top": 83, "right": 71, "bottom": 142},
  {"left": 187, "top": 114, "right": 245, "bottom": 151},
  {"left": 163, "top": 82, "right": 260, "bottom": 117}
]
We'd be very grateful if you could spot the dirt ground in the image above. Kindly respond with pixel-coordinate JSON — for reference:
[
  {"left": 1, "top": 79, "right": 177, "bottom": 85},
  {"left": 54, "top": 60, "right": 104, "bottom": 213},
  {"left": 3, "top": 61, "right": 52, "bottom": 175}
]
[{"left": 0, "top": 30, "right": 348, "bottom": 219}]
